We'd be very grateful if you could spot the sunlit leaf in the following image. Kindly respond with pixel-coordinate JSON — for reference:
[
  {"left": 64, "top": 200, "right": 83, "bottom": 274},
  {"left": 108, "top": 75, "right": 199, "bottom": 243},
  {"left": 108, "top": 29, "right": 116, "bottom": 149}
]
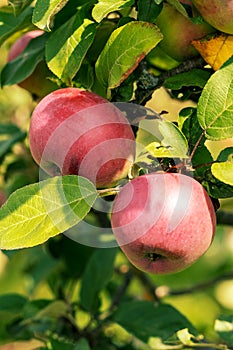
[
  {"left": 46, "top": 10, "right": 96, "bottom": 84},
  {"left": 0, "top": 176, "right": 98, "bottom": 250},
  {"left": 215, "top": 315, "right": 233, "bottom": 347},
  {"left": 197, "top": 57, "right": 233, "bottom": 140},
  {"left": 92, "top": 0, "right": 134, "bottom": 22},
  {"left": 137, "top": 119, "right": 188, "bottom": 161},
  {"left": 211, "top": 147, "right": 233, "bottom": 186},
  {"left": 96, "top": 21, "right": 163, "bottom": 90},
  {"left": 193, "top": 33, "right": 233, "bottom": 71},
  {"left": 32, "top": 0, "right": 69, "bottom": 31},
  {"left": 212, "top": 162, "right": 233, "bottom": 186},
  {"left": 177, "top": 328, "right": 196, "bottom": 346}
]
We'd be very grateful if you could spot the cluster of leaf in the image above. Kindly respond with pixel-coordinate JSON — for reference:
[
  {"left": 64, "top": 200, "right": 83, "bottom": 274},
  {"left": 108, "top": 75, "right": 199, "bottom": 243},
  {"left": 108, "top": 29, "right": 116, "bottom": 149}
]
[
  {"left": 0, "top": 0, "right": 232, "bottom": 250},
  {"left": 0, "top": 1, "right": 233, "bottom": 349},
  {"left": 0, "top": 0, "right": 165, "bottom": 99},
  {"left": 0, "top": 239, "right": 232, "bottom": 350}
]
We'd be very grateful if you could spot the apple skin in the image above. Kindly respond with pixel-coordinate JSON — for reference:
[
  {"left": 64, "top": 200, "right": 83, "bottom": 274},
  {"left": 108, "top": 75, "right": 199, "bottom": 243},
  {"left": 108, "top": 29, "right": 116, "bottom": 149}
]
[
  {"left": 29, "top": 88, "right": 135, "bottom": 188},
  {"left": 191, "top": 0, "right": 233, "bottom": 34},
  {"left": 8, "top": 30, "right": 57, "bottom": 98},
  {"left": 155, "top": 2, "right": 215, "bottom": 61},
  {"left": 111, "top": 173, "right": 216, "bottom": 274}
]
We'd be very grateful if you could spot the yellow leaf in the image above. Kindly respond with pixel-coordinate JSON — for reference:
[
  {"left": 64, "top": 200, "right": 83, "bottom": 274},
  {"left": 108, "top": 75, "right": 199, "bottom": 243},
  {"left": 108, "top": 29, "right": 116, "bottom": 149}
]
[{"left": 192, "top": 33, "right": 233, "bottom": 71}]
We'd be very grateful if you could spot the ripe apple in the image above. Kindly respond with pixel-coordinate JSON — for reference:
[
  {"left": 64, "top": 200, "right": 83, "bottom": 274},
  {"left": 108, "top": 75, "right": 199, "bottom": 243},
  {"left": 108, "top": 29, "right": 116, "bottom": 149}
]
[
  {"left": 190, "top": 0, "right": 233, "bottom": 34},
  {"left": 29, "top": 88, "right": 135, "bottom": 188},
  {"left": 154, "top": 2, "right": 215, "bottom": 61},
  {"left": 111, "top": 173, "right": 216, "bottom": 274},
  {"left": 8, "top": 30, "right": 57, "bottom": 98}
]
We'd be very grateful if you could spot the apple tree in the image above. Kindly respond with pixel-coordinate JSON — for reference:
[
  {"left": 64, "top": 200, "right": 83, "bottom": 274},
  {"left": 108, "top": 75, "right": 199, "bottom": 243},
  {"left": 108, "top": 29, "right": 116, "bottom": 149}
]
[{"left": 0, "top": 0, "right": 233, "bottom": 349}]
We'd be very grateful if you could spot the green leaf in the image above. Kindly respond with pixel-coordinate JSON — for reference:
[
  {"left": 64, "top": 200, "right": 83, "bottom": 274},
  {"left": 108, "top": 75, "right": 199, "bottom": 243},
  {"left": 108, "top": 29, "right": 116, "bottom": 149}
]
[
  {"left": 96, "top": 21, "right": 163, "bottom": 90},
  {"left": 73, "top": 62, "right": 94, "bottom": 90},
  {"left": 211, "top": 162, "right": 233, "bottom": 186},
  {"left": 201, "top": 169, "right": 233, "bottom": 198},
  {"left": 48, "top": 236, "right": 95, "bottom": 278},
  {"left": 176, "top": 328, "right": 198, "bottom": 346},
  {"left": 80, "top": 248, "right": 117, "bottom": 312},
  {"left": 0, "top": 6, "right": 33, "bottom": 46},
  {"left": 197, "top": 58, "right": 233, "bottom": 140},
  {"left": 164, "top": 69, "right": 212, "bottom": 90},
  {"left": 92, "top": 0, "right": 134, "bottom": 22},
  {"left": 216, "top": 147, "right": 233, "bottom": 162},
  {"left": 0, "top": 124, "right": 22, "bottom": 135},
  {"left": 211, "top": 147, "right": 233, "bottom": 186},
  {"left": 0, "top": 175, "right": 98, "bottom": 250},
  {"left": 0, "top": 33, "right": 46, "bottom": 87},
  {"left": 113, "top": 301, "right": 196, "bottom": 342},
  {"left": 34, "top": 300, "right": 68, "bottom": 319},
  {"left": 0, "top": 123, "right": 26, "bottom": 161},
  {"left": 73, "top": 338, "right": 90, "bottom": 350},
  {"left": 86, "top": 19, "right": 117, "bottom": 63},
  {"left": 8, "top": 0, "right": 34, "bottom": 16},
  {"left": 137, "top": 0, "right": 163, "bottom": 22},
  {"left": 215, "top": 315, "right": 233, "bottom": 347},
  {"left": 50, "top": 339, "right": 74, "bottom": 350},
  {"left": 32, "top": 0, "right": 69, "bottom": 31},
  {"left": 0, "top": 294, "right": 28, "bottom": 332},
  {"left": 137, "top": 119, "right": 188, "bottom": 160},
  {"left": 178, "top": 107, "right": 213, "bottom": 176},
  {"left": 0, "top": 294, "right": 27, "bottom": 313},
  {"left": 166, "top": 0, "right": 189, "bottom": 17},
  {"left": 46, "top": 9, "right": 96, "bottom": 84}
]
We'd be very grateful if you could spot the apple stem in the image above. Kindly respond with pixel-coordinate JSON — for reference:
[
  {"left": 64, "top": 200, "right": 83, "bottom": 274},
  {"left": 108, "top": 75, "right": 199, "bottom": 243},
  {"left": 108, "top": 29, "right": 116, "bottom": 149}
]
[{"left": 98, "top": 187, "right": 121, "bottom": 197}]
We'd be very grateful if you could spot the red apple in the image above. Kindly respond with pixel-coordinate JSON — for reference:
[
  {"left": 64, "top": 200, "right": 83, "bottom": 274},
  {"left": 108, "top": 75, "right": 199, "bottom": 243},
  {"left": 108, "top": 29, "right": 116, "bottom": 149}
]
[
  {"left": 155, "top": 2, "right": 215, "bottom": 61},
  {"left": 111, "top": 173, "right": 216, "bottom": 274},
  {"left": 8, "top": 30, "right": 57, "bottom": 98},
  {"left": 191, "top": 0, "right": 233, "bottom": 34},
  {"left": 29, "top": 88, "right": 135, "bottom": 188}
]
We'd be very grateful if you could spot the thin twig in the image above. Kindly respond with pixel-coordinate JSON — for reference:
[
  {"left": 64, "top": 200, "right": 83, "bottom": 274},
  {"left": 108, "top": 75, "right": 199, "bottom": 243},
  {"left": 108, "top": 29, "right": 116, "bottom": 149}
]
[
  {"left": 217, "top": 210, "right": 233, "bottom": 226},
  {"left": 189, "top": 131, "right": 206, "bottom": 161},
  {"left": 134, "top": 269, "right": 160, "bottom": 302},
  {"left": 169, "top": 271, "right": 233, "bottom": 296},
  {"left": 110, "top": 269, "right": 133, "bottom": 310}
]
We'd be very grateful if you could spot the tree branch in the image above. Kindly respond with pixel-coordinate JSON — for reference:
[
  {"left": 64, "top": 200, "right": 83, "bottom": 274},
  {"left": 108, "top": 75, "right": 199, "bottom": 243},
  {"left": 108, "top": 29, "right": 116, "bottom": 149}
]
[
  {"left": 217, "top": 210, "right": 233, "bottom": 226},
  {"left": 110, "top": 268, "right": 133, "bottom": 310},
  {"left": 133, "top": 57, "right": 206, "bottom": 105},
  {"left": 167, "top": 271, "right": 233, "bottom": 296}
]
